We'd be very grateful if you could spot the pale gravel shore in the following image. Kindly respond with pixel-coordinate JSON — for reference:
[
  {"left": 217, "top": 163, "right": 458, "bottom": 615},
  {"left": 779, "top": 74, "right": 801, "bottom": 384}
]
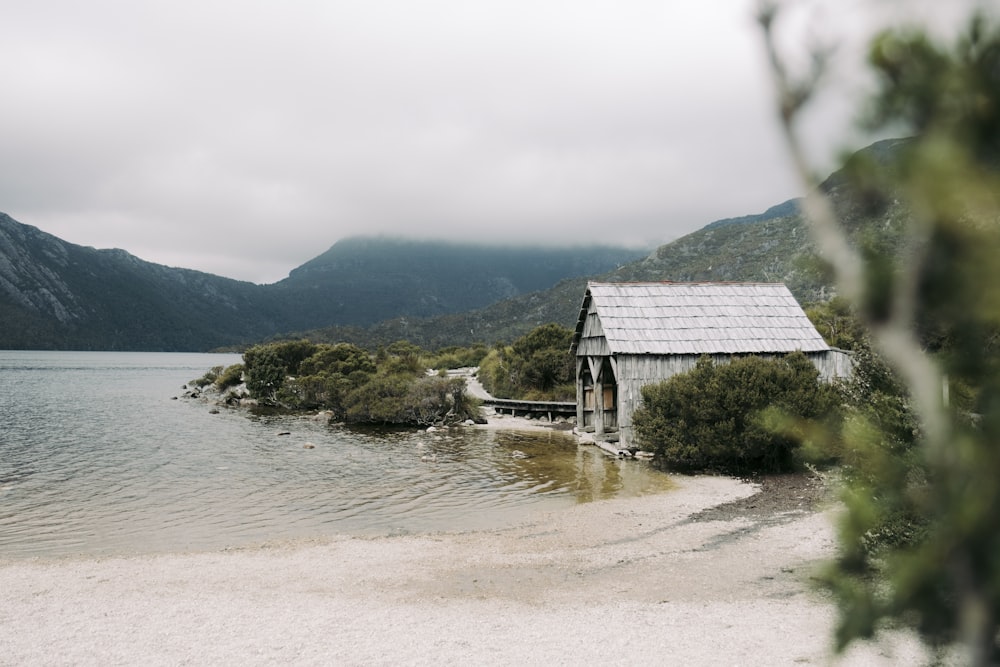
[{"left": 0, "top": 474, "right": 948, "bottom": 666}]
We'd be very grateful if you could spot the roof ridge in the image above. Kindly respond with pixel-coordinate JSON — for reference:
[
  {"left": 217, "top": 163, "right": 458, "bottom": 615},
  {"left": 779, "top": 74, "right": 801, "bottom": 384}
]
[
  {"left": 572, "top": 281, "right": 829, "bottom": 355},
  {"left": 587, "top": 280, "right": 789, "bottom": 287}
]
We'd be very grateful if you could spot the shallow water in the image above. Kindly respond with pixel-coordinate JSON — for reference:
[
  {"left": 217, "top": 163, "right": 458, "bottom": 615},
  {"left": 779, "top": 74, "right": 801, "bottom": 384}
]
[{"left": 0, "top": 351, "right": 673, "bottom": 559}]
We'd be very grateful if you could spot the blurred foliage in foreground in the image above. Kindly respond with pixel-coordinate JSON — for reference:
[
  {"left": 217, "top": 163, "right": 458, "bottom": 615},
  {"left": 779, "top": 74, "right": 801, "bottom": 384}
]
[{"left": 764, "top": 7, "right": 1000, "bottom": 662}]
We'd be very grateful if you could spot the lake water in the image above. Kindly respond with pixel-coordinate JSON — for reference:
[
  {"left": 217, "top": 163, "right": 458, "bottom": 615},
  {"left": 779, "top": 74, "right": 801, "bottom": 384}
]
[{"left": 0, "top": 351, "right": 673, "bottom": 559}]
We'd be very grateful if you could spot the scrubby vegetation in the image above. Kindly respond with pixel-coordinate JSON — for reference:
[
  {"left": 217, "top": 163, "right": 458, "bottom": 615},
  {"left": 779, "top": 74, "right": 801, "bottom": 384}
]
[
  {"left": 632, "top": 352, "right": 842, "bottom": 474},
  {"left": 190, "top": 366, "right": 223, "bottom": 388},
  {"left": 214, "top": 363, "right": 245, "bottom": 391},
  {"left": 239, "top": 339, "right": 481, "bottom": 426},
  {"left": 422, "top": 344, "right": 489, "bottom": 371},
  {"left": 829, "top": 339, "right": 926, "bottom": 553},
  {"left": 804, "top": 297, "right": 864, "bottom": 351},
  {"left": 477, "top": 323, "right": 575, "bottom": 401}
]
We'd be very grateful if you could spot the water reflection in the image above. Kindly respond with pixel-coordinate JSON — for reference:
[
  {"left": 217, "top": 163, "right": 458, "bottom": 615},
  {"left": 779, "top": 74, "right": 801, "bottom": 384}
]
[{"left": 0, "top": 351, "right": 676, "bottom": 559}]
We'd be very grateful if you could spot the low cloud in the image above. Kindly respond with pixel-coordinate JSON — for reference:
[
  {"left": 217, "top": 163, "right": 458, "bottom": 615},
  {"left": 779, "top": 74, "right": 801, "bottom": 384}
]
[{"left": 0, "top": 0, "right": 984, "bottom": 283}]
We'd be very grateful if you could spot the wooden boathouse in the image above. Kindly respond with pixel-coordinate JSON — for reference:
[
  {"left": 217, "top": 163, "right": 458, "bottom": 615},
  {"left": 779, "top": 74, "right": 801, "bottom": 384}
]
[{"left": 570, "top": 281, "right": 852, "bottom": 448}]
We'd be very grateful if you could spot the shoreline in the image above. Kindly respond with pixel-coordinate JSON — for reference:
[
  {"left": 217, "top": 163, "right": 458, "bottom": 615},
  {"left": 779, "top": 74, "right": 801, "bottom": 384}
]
[
  {"left": 4, "top": 370, "right": 947, "bottom": 663},
  {"left": 0, "top": 472, "right": 945, "bottom": 665}
]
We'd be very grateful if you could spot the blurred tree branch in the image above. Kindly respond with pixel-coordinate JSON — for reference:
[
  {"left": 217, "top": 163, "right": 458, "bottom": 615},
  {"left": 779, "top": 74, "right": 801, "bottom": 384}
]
[{"left": 758, "top": 2, "right": 1000, "bottom": 663}]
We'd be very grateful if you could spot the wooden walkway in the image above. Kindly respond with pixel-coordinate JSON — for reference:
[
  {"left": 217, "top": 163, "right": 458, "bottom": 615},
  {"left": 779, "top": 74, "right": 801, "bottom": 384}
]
[
  {"left": 481, "top": 398, "right": 576, "bottom": 421},
  {"left": 443, "top": 368, "right": 576, "bottom": 422}
]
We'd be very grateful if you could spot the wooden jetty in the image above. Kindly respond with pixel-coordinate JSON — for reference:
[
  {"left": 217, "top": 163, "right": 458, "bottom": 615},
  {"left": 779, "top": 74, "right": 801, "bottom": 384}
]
[{"left": 480, "top": 398, "right": 576, "bottom": 423}]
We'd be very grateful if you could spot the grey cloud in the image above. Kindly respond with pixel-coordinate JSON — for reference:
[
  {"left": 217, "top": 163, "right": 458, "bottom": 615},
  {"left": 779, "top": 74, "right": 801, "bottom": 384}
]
[{"left": 0, "top": 0, "right": 987, "bottom": 283}]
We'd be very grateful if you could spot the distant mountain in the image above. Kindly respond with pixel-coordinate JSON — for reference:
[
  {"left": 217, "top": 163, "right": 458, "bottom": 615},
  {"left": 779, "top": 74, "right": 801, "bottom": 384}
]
[
  {"left": 299, "top": 139, "right": 913, "bottom": 350},
  {"left": 0, "top": 218, "right": 644, "bottom": 350},
  {"left": 0, "top": 214, "right": 287, "bottom": 350},
  {"left": 267, "top": 237, "right": 647, "bottom": 329}
]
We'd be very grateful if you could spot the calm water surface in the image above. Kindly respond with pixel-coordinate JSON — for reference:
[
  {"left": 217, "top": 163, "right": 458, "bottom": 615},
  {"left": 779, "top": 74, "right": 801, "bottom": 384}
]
[{"left": 0, "top": 351, "right": 673, "bottom": 559}]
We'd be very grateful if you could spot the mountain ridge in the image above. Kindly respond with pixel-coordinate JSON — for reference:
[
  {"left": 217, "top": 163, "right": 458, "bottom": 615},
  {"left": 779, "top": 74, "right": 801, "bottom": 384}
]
[{"left": 0, "top": 216, "right": 645, "bottom": 350}]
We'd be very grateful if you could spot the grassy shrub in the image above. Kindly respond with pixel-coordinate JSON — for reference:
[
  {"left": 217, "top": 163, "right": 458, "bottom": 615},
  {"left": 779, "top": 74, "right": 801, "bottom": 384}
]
[
  {"left": 214, "top": 364, "right": 244, "bottom": 390},
  {"left": 376, "top": 340, "right": 425, "bottom": 377},
  {"left": 632, "top": 352, "right": 841, "bottom": 474},
  {"left": 191, "top": 365, "right": 223, "bottom": 388},
  {"left": 423, "top": 344, "right": 489, "bottom": 370}
]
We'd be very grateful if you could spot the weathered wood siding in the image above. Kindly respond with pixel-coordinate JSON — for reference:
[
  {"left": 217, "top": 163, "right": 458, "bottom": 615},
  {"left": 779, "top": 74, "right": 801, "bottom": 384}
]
[
  {"left": 575, "top": 301, "right": 610, "bottom": 357},
  {"left": 615, "top": 353, "right": 717, "bottom": 447},
  {"left": 811, "top": 348, "right": 853, "bottom": 381}
]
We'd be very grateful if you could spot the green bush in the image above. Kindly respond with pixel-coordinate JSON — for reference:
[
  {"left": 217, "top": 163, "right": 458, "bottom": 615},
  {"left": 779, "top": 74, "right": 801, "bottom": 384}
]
[
  {"left": 633, "top": 352, "right": 841, "bottom": 474},
  {"left": 243, "top": 346, "right": 287, "bottom": 404},
  {"left": 234, "top": 339, "right": 481, "bottom": 425},
  {"left": 299, "top": 343, "right": 376, "bottom": 378},
  {"left": 805, "top": 297, "right": 865, "bottom": 350},
  {"left": 403, "top": 375, "right": 481, "bottom": 425},
  {"left": 343, "top": 373, "right": 413, "bottom": 424},
  {"left": 282, "top": 343, "right": 376, "bottom": 412}
]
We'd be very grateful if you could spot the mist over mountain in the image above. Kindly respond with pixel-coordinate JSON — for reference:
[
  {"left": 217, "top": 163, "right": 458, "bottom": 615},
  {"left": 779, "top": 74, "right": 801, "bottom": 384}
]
[
  {"left": 0, "top": 138, "right": 911, "bottom": 352},
  {"left": 266, "top": 237, "right": 646, "bottom": 330},
  {"left": 298, "top": 139, "right": 913, "bottom": 350},
  {"left": 0, "top": 219, "right": 644, "bottom": 350}
]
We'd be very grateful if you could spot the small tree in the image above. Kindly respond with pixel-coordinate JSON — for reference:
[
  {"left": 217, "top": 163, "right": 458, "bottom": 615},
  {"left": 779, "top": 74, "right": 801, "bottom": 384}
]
[
  {"left": 244, "top": 345, "right": 286, "bottom": 404},
  {"left": 805, "top": 297, "right": 864, "bottom": 351}
]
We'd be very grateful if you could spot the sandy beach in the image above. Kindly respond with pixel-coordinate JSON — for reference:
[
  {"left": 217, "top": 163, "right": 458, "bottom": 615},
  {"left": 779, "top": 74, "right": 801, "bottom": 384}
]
[{"left": 0, "top": 467, "right": 944, "bottom": 666}]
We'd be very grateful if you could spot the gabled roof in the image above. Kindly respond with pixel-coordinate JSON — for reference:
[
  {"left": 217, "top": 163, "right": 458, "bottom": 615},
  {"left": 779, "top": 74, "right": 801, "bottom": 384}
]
[{"left": 571, "top": 281, "right": 830, "bottom": 356}]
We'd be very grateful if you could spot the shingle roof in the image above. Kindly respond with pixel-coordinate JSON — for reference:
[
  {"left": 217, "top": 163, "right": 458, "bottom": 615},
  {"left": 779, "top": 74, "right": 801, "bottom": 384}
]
[{"left": 572, "top": 282, "right": 830, "bottom": 355}]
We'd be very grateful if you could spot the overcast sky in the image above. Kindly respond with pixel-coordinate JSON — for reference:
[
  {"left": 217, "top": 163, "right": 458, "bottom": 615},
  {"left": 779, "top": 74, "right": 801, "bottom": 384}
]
[{"left": 0, "top": 0, "right": 987, "bottom": 284}]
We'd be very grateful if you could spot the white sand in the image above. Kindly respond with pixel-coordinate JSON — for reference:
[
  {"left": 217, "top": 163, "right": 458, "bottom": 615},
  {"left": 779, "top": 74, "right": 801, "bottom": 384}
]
[{"left": 0, "top": 474, "right": 945, "bottom": 666}]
